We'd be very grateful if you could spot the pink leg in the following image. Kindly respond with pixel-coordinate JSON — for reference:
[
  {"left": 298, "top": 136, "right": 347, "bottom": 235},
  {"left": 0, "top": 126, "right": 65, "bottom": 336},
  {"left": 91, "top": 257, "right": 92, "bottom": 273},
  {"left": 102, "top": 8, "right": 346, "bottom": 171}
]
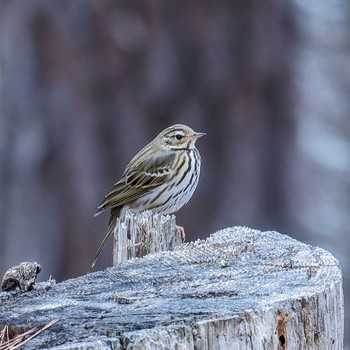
[{"left": 176, "top": 225, "right": 186, "bottom": 241}]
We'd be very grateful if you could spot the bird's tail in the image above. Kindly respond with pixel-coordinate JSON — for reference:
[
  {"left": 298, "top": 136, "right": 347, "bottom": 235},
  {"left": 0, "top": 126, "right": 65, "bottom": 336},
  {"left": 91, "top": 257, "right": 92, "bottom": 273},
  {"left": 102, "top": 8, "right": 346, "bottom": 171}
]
[{"left": 91, "top": 208, "right": 119, "bottom": 268}]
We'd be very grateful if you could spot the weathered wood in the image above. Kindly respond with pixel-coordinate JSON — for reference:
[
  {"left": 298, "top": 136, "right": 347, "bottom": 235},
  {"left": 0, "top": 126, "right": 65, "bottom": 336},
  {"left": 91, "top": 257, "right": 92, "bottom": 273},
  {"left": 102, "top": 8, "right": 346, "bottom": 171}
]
[
  {"left": 0, "top": 226, "right": 343, "bottom": 349},
  {"left": 113, "top": 210, "right": 181, "bottom": 265},
  {"left": 1, "top": 261, "right": 42, "bottom": 292}
]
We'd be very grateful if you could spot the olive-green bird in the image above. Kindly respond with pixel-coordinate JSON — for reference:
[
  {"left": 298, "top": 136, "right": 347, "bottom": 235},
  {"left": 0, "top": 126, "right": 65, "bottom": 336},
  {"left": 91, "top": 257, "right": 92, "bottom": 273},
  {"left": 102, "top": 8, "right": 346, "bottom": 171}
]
[{"left": 92, "top": 124, "right": 205, "bottom": 267}]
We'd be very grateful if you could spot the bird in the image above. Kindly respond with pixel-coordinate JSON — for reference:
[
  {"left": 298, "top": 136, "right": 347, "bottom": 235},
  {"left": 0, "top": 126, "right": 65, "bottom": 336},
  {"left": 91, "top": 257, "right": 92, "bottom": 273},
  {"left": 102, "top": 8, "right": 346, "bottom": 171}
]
[{"left": 92, "top": 124, "right": 205, "bottom": 267}]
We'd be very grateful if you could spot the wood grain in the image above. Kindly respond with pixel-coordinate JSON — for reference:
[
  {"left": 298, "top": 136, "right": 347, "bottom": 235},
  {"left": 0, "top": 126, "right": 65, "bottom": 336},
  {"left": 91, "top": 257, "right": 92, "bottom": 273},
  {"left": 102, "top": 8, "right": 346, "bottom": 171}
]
[{"left": 0, "top": 226, "right": 343, "bottom": 349}]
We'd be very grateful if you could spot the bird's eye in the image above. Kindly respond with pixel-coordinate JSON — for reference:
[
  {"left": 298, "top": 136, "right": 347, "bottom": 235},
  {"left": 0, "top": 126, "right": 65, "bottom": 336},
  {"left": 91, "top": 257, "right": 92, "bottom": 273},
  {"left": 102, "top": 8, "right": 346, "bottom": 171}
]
[{"left": 175, "top": 134, "right": 183, "bottom": 140}]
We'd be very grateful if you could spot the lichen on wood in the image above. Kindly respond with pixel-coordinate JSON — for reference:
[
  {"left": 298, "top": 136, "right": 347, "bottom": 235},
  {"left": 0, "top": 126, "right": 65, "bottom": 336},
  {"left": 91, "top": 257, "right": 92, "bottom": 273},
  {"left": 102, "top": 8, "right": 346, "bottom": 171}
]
[{"left": 1, "top": 261, "right": 42, "bottom": 292}]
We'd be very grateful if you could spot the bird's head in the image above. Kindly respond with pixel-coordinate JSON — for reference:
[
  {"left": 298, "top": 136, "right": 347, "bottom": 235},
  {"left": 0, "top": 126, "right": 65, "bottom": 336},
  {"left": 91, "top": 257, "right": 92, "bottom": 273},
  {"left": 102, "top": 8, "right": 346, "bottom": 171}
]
[{"left": 157, "top": 124, "right": 206, "bottom": 150}]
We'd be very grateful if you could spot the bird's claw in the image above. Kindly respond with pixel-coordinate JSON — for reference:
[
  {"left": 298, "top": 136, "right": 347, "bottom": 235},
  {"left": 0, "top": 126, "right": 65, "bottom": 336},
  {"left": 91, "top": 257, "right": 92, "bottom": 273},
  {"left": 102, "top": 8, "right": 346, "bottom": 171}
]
[{"left": 176, "top": 225, "right": 186, "bottom": 241}]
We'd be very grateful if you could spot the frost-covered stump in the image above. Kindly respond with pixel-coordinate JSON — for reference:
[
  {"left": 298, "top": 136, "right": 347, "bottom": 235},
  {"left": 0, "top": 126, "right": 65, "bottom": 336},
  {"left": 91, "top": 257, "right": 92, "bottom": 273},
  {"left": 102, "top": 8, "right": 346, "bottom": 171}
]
[
  {"left": 113, "top": 210, "right": 181, "bottom": 265},
  {"left": 0, "top": 227, "right": 343, "bottom": 349}
]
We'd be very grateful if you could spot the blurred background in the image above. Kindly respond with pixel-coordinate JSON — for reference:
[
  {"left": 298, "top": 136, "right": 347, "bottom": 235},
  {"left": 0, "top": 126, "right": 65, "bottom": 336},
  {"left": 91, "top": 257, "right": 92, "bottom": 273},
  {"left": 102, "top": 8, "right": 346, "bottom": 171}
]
[{"left": 0, "top": 0, "right": 349, "bottom": 344}]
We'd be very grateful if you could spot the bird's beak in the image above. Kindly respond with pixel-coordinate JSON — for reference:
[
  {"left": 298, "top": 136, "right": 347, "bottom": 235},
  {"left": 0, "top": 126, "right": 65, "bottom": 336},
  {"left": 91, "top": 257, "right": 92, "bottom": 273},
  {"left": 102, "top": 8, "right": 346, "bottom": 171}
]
[{"left": 192, "top": 132, "right": 206, "bottom": 139}]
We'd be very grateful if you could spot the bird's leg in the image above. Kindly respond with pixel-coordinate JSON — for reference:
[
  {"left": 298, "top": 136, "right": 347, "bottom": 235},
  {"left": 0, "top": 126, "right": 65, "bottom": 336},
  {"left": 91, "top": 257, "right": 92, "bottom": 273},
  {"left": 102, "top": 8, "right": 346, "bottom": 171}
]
[{"left": 176, "top": 225, "right": 186, "bottom": 241}]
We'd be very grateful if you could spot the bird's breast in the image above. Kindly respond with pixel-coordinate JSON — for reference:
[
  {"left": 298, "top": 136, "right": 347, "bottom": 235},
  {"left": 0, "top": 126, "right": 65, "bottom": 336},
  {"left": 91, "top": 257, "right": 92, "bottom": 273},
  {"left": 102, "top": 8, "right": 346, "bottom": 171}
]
[{"left": 127, "top": 148, "right": 201, "bottom": 215}]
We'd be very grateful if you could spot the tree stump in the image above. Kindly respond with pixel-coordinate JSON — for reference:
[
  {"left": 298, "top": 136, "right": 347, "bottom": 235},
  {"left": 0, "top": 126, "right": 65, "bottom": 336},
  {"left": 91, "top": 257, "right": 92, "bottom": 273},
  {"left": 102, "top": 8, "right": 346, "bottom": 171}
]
[
  {"left": 0, "top": 226, "right": 343, "bottom": 349},
  {"left": 113, "top": 210, "right": 181, "bottom": 265}
]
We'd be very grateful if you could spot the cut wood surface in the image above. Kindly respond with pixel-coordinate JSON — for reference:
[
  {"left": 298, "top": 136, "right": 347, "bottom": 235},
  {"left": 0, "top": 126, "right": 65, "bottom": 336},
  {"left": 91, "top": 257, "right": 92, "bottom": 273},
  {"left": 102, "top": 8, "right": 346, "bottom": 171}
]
[{"left": 0, "top": 226, "right": 343, "bottom": 349}]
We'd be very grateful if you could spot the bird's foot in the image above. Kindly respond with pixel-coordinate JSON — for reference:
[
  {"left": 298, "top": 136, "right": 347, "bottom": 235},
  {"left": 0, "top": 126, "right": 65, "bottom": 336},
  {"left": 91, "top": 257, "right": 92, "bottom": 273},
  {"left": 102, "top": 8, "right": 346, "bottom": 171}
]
[{"left": 176, "top": 225, "right": 186, "bottom": 241}]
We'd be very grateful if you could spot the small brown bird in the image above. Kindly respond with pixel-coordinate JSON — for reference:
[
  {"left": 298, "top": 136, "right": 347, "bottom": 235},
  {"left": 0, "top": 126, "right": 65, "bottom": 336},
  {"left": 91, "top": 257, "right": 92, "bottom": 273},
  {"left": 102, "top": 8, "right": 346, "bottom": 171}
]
[{"left": 92, "top": 124, "right": 205, "bottom": 267}]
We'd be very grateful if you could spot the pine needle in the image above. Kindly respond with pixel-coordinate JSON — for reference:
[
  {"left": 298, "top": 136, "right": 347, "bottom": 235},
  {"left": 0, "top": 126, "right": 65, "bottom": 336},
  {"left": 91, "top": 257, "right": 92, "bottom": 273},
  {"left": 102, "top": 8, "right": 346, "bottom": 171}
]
[{"left": 0, "top": 319, "right": 58, "bottom": 350}]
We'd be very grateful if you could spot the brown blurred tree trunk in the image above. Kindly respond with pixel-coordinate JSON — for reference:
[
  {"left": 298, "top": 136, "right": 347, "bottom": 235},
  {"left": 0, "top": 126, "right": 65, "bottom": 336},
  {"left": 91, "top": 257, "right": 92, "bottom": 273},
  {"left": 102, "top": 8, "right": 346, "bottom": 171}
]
[{"left": 0, "top": 0, "right": 294, "bottom": 281}]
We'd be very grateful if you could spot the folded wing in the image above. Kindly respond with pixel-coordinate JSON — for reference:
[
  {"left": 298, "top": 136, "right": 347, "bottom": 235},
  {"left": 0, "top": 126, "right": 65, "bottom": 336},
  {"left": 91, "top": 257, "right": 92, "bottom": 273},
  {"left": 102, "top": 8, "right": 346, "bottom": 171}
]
[{"left": 94, "top": 151, "right": 176, "bottom": 216}]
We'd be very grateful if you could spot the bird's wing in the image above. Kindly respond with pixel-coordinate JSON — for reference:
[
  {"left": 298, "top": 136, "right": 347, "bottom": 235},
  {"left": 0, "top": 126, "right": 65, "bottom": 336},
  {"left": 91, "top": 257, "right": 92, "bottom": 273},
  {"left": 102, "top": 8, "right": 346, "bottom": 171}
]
[{"left": 94, "top": 151, "right": 176, "bottom": 215}]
